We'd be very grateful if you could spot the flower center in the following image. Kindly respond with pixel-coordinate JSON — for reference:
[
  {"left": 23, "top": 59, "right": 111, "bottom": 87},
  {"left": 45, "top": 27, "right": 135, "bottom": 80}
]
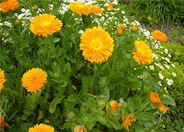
[{"left": 91, "top": 39, "right": 102, "bottom": 50}]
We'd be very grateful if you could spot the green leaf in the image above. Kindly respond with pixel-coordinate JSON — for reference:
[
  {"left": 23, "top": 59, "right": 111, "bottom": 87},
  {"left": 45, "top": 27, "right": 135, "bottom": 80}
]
[
  {"left": 49, "top": 97, "right": 63, "bottom": 114},
  {"left": 106, "top": 118, "right": 121, "bottom": 130},
  {"left": 161, "top": 94, "right": 176, "bottom": 106},
  {"left": 67, "top": 94, "right": 79, "bottom": 102},
  {"left": 54, "top": 37, "right": 60, "bottom": 43},
  {"left": 127, "top": 98, "right": 134, "bottom": 112}
]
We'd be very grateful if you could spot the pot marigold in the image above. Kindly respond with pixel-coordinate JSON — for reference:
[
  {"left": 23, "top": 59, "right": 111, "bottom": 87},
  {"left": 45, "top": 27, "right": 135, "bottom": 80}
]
[
  {"left": 151, "top": 30, "right": 168, "bottom": 42},
  {"left": 28, "top": 123, "right": 54, "bottom": 132},
  {"left": 149, "top": 92, "right": 161, "bottom": 104},
  {"left": 132, "top": 40, "right": 153, "bottom": 64},
  {"left": 121, "top": 113, "right": 135, "bottom": 132},
  {"left": 69, "top": 2, "right": 102, "bottom": 15},
  {"left": 157, "top": 103, "right": 169, "bottom": 114},
  {"left": 22, "top": 68, "right": 47, "bottom": 93},
  {"left": 0, "top": 69, "right": 6, "bottom": 91},
  {"left": 106, "top": 100, "right": 122, "bottom": 116},
  {"left": 131, "top": 25, "right": 138, "bottom": 31},
  {"left": 80, "top": 27, "right": 114, "bottom": 63},
  {"left": 74, "top": 125, "right": 87, "bottom": 132},
  {"left": 0, "top": 0, "right": 19, "bottom": 13},
  {"left": 30, "top": 14, "right": 62, "bottom": 37}
]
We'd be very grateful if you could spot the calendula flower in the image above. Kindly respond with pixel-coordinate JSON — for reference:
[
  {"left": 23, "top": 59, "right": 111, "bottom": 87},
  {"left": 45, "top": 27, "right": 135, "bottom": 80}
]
[
  {"left": 117, "top": 27, "right": 123, "bottom": 35},
  {"left": 69, "top": 2, "right": 102, "bottom": 15},
  {"left": 80, "top": 27, "right": 114, "bottom": 63},
  {"left": 119, "top": 24, "right": 126, "bottom": 29},
  {"left": 0, "top": 69, "right": 6, "bottom": 91},
  {"left": 121, "top": 113, "right": 135, "bottom": 132},
  {"left": 74, "top": 125, "right": 87, "bottom": 132},
  {"left": 0, "top": 0, "right": 19, "bottom": 13},
  {"left": 89, "top": 5, "right": 102, "bottom": 14},
  {"left": 30, "top": 14, "right": 62, "bottom": 37},
  {"left": 106, "top": 2, "right": 113, "bottom": 11},
  {"left": 132, "top": 40, "right": 153, "bottom": 64},
  {"left": 151, "top": 30, "right": 168, "bottom": 42},
  {"left": 22, "top": 68, "right": 47, "bottom": 93},
  {"left": 69, "top": 2, "right": 88, "bottom": 15},
  {"left": 149, "top": 92, "right": 161, "bottom": 104},
  {"left": 32, "top": 5, "right": 38, "bottom": 11},
  {"left": 106, "top": 100, "right": 122, "bottom": 116},
  {"left": 131, "top": 25, "right": 138, "bottom": 31},
  {"left": 28, "top": 123, "right": 54, "bottom": 132},
  {"left": 0, "top": 116, "right": 8, "bottom": 127},
  {"left": 157, "top": 103, "right": 169, "bottom": 114}
]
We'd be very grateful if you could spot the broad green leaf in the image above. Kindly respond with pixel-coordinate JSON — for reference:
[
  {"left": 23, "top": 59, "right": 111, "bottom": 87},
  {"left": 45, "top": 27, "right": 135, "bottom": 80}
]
[
  {"left": 49, "top": 97, "right": 62, "bottom": 114},
  {"left": 161, "top": 94, "right": 176, "bottom": 106},
  {"left": 67, "top": 94, "right": 79, "bottom": 102},
  {"left": 54, "top": 37, "right": 60, "bottom": 43},
  {"left": 127, "top": 98, "right": 134, "bottom": 112}
]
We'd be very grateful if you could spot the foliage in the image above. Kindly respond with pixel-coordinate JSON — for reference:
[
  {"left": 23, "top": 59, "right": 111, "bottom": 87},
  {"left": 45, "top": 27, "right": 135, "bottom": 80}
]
[
  {"left": 124, "top": 0, "right": 184, "bottom": 25},
  {"left": 0, "top": 0, "right": 178, "bottom": 131}
]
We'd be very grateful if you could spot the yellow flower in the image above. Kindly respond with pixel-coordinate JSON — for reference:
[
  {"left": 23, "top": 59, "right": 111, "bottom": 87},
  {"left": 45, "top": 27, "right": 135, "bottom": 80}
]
[
  {"left": 106, "top": 2, "right": 113, "bottom": 11},
  {"left": 131, "top": 25, "right": 138, "bottom": 31},
  {"left": 89, "top": 5, "right": 102, "bottom": 14},
  {"left": 157, "top": 103, "right": 169, "bottom": 114},
  {"left": 149, "top": 92, "right": 161, "bottom": 104},
  {"left": 121, "top": 113, "right": 135, "bottom": 131},
  {"left": 69, "top": 2, "right": 88, "bottom": 15},
  {"left": 0, "top": 69, "right": 6, "bottom": 91},
  {"left": 132, "top": 40, "right": 153, "bottom": 64},
  {"left": 28, "top": 123, "right": 54, "bottom": 132},
  {"left": 151, "top": 30, "right": 168, "bottom": 42},
  {"left": 80, "top": 27, "right": 114, "bottom": 63},
  {"left": 33, "top": 5, "right": 39, "bottom": 11},
  {"left": 69, "top": 2, "right": 102, "bottom": 15},
  {"left": 30, "top": 14, "right": 62, "bottom": 37},
  {"left": 22, "top": 68, "right": 47, "bottom": 93},
  {"left": 74, "top": 125, "right": 87, "bottom": 132}
]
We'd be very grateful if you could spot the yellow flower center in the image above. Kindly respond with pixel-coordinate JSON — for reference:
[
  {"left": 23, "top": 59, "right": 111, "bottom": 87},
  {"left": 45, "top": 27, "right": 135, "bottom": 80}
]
[{"left": 91, "top": 39, "right": 102, "bottom": 50}]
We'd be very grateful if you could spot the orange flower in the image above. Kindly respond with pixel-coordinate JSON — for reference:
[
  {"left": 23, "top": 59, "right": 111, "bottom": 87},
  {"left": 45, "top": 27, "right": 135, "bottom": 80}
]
[
  {"left": 151, "top": 30, "right": 168, "bottom": 42},
  {"left": 74, "top": 125, "right": 87, "bottom": 132},
  {"left": 0, "top": 0, "right": 19, "bottom": 13},
  {"left": 110, "top": 100, "right": 122, "bottom": 111},
  {"left": 149, "top": 92, "right": 161, "bottom": 104},
  {"left": 157, "top": 103, "right": 169, "bottom": 114},
  {"left": 0, "top": 117, "right": 8, "bottom": 128},
  {"left": 106, "top": 2, "right": 113, "bottom": 11},
  {"left": 132, "top": 40, "right": 153, "bottom": 64},
  {"left": 121, "top": 113, "right": 135, "bottom": 131},
  {"left": 0, "top": 69, "right": 6, "bottom": 91},
  {"left": 80, "top": 26, "right": 114, "bottom": 63},
  {"left": 131, "top": 25, "right": 138, "bottom": 31},
  {"left": 33, "top": 5, "right": 38, "bottom": 11},
  {"left": 117, "top": 27, "right": 123, "bottom": 35},
  {"left": 106, "top": 100, "right": 122, "bottom": 116},
  {"left": 22, "top": 68, "right": 47, "bottom": 93},
  {"left": 119, "top": 24, "right": 126, "bottom": 30},
  {"left": 28, "top": 123, "right": 54, "bottom": 132},
  {"left": 30, "top": 14, "right": 62, "bottom": 37}
]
